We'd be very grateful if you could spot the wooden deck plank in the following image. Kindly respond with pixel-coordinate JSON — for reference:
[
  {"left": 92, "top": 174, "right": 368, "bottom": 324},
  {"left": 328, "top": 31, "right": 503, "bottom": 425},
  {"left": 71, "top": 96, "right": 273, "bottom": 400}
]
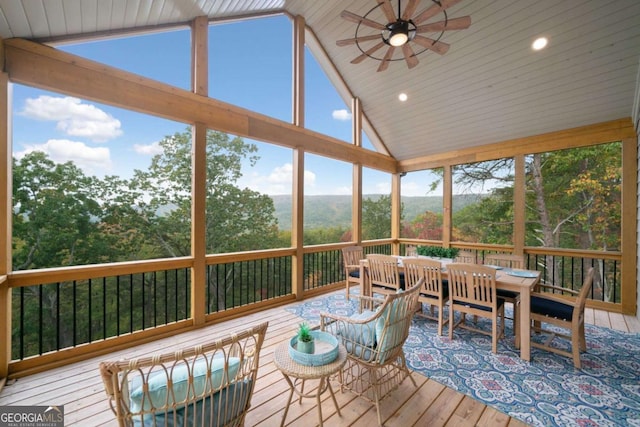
[
  {"left": 445, "top": 395, "right": 488, "bottom": 426},
  {"left": 0, "top": 300, "right": 635, "bottom": 427},
  {"left": 624, "top": 314, "right": 640, "bottom": 333}
]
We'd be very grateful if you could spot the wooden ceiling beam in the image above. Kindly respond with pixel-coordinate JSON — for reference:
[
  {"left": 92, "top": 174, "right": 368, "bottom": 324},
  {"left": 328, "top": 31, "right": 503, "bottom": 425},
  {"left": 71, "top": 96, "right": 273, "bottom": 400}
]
[{"left": 3, "top": 38, "right": 397, "bottom": 173}]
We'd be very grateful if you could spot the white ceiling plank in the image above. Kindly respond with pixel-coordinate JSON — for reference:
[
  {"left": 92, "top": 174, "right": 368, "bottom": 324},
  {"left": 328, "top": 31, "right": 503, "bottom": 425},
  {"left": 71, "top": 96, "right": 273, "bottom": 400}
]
[
  {"left": 62, "top": 0, "right": 83, "bottom": 35},
  {"left": 0, "top": 0, "right": 30, "bottom": 38},
  {"left": 80, "top": 0, "right": 98, "bottom": 33}
]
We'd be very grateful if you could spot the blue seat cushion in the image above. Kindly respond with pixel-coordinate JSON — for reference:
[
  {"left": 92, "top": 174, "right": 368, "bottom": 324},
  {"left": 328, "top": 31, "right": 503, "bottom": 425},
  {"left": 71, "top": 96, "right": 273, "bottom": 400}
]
[
  {"left": 452, "top": 298, "right": 505, "bottom": 312},
  {"left": 133, "top": 379, "right": 252, "bottom": 427},
  {"left": 348, "top": 270, "right": 360, "bottom": 278},
  {"left": 531, "top": 295, "right": 573, "bottom": 320},
  {"left": 497, "top": 289, "right": 519, "bottom": 299},
  {"left": 336, "top": 310, "right": 377, "bottom": 359},
  {"left": 130, "top": 357, "right": 240, "bottom": 413}
]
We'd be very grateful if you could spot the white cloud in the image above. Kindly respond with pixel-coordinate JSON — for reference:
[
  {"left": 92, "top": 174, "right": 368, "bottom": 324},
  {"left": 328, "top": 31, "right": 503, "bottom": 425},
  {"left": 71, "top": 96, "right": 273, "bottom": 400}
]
[
  {"left": 21, "top": 95, "right": 122, "bottom": 142},
  {"left": 401, "top": 181, "right": 430, "bottom": 197},
  {"left": 332, "top": 109, "right": 352, "bottom": 121},
  {"left": 133, "top": 141, "right": 163, "bottom": 155},
  {"left": 15, "top": 139, "right": 112, "bottom": 173},
  {"left": 238, "top": 163, "right": 317, "bottom": 195}
]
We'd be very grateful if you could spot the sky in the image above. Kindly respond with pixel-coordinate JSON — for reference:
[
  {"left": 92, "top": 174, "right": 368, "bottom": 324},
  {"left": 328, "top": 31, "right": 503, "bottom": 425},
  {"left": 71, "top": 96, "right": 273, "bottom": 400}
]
[{"left": 10, "top": 15, "right": 440, "bottom": 197}]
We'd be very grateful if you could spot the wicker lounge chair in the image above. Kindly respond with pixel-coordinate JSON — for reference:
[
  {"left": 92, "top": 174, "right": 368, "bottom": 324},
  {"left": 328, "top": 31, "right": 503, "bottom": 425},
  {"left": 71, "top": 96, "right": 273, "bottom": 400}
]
[
  {"left": 320, "top": 280, "right": 422, "bottom": 426},
  {"left": 99, "top": 322, "right": 268, "bottom": 427}
]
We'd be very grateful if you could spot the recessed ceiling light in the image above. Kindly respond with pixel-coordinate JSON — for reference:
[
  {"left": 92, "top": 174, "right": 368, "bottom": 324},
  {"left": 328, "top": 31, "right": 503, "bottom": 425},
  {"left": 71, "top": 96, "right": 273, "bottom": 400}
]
[
  {"left": 398, "top": 93, "right": 408, "bottom": 102},
  {"left": 532, "top": 37, "right": 548, "bottom": 50}
]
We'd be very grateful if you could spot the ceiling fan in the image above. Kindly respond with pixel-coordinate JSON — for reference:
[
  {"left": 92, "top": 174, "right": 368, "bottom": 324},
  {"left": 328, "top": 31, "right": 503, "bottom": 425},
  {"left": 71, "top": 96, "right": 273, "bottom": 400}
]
[{"left": 337, "top": 0, "right": 471, "bottom": 71}]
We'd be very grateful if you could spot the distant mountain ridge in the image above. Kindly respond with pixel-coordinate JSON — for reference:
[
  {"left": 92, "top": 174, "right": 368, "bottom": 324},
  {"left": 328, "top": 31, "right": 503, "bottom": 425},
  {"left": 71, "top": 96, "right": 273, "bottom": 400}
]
[{"left": 271, "top": 194, "right": 483, "bottom": 230}]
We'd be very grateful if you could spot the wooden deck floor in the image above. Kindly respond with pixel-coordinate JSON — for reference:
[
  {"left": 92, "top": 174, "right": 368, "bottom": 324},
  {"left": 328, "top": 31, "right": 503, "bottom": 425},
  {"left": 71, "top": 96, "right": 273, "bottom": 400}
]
[{"left": 1, "top": 298, "right": 638, "bottom": 427}]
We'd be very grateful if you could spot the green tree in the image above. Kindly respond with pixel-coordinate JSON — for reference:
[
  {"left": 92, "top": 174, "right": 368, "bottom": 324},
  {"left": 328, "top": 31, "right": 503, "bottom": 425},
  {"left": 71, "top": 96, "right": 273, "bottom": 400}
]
[
  {"left": 13, "top": 152, "right": 107, "bottom": 269},
  {"left": 362, "top": 195, "right": 402, "bottom": 240}
]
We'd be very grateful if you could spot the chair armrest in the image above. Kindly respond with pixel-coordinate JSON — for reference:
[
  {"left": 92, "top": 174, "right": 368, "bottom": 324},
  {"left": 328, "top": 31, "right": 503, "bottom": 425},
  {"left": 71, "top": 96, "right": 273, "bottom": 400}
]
[
  {"left": 534, "top": 284, "right": 579, "bottom": 296},
  {"left": 531, "top": 291, "right": 577, "bottom": 306},
  {"left": 320, "top": 308, "right": 378, "bottom": 325}
]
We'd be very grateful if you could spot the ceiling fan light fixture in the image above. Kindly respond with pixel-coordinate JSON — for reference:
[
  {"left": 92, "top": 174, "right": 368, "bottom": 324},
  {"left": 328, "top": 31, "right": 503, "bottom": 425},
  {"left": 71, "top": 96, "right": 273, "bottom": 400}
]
[
  {"left": 339, "top": 0, "right": 472, "bottom": 71},
  {"left": 385, "top": 21, "right": 412, "bottom": 46}
]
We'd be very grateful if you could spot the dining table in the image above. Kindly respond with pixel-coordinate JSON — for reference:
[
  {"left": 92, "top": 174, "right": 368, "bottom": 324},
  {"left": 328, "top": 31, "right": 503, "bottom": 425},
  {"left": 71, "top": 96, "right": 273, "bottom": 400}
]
[{"left": 358, "top": 255, "right": 541, "bottom": 362}]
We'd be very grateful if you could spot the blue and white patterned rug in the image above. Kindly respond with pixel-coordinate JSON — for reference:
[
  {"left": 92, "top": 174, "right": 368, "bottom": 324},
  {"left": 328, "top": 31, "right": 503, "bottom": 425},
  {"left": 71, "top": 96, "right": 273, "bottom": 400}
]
[{"left": 285, "top": 289, "right": 640, "bottom": 427}]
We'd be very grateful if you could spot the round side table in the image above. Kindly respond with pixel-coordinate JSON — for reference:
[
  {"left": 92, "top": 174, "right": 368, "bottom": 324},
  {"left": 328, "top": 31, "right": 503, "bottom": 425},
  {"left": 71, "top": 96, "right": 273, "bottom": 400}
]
[{"left": 273, "top": 339, "right": 347, "bottom": 427}]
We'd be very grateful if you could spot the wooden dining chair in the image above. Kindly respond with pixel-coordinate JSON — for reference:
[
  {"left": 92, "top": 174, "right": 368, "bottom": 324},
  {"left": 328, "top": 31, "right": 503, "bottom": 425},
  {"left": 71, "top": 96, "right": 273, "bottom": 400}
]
[
  {"left": 454, "top": 250, "right": 476, "bottom": 263},
  {"left": 366, "top": 254, "right": 403, "bottom": 297},
  {"left": 342, "top": 245, "right": 364, "bottom": 300},
  {"left": 529, "top": 267, "right": 595, "bottom": 368},
  {"left": 405, "top": 245, "right": 418, "bottom": 257},
  {"left": 403, "top": 258, "right": 449, "bottom": 335},
  {"left": 447, "top": 263, "right": 505, "bottom": 353},
  {"left": 483, "top": 253, "right": 526, "bottom": 336},
  {"left": 484, "top": 253, "right": 525, "bottom": 269}
]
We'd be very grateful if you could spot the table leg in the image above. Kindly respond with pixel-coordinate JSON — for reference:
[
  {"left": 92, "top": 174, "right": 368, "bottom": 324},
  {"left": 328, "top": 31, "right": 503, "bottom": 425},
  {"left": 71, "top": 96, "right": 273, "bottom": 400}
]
[
  {"left": 280, "top": 374, "right": 295, "bottom": 427},
  {"left": 519, "top": 287, "right": 531, "bottom": 361},
  {"left": 316, "top": 377, "right": 325, "bottom": 426},
  {"left": 327, "top": 378, "right": 341, "bottom": 416},
  {"left": 360, "top": 261, "right": 369, "bottom": 297}
]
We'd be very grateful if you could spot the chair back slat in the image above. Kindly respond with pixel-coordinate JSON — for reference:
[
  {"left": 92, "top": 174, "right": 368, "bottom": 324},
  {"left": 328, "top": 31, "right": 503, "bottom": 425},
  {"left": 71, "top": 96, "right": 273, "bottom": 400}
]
[
  {"left": 403, "top": 258, "right": 443, "bottom": 297},
  {"left": 367, "top": 254, "right": 402, "bottom": 292},
  {"left": 447, "top": 263, "right": 497, "bottom": 309},
  {"left": 342, "top": 246, "right": 364, "bottom": 273}
]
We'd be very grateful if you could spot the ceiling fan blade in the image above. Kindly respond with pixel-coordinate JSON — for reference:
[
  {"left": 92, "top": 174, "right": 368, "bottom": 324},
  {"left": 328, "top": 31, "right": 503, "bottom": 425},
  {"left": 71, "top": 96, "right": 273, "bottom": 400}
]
[
  {"left": 413, "top": 0, "right": 464, "bottom": 24},
  {"left": 412, "top": 35, "right": 450, "bottom": 55},
  {"left": 336, "top": 34, "right": 382, "bottom": 46},
  {"left": 340, "top": 10, "right": 386, "bottom": 30},
  {"left": 377, "top": 0, "right": 397, "bottom": 22},
  {"left": 416, "top": 16, "right": 471, "bottom": 32},
  {"left": 401, "top": 0, "right": 420, "bottom": 21},
  {"left": 402, "top": 43, "right": 419, "bottom": 69},
  {"left": 377, "top": 46, "right": 396, "bottom": 72},
  {"left": 351, "top": 41, "right": 386, "bottom": 64}
]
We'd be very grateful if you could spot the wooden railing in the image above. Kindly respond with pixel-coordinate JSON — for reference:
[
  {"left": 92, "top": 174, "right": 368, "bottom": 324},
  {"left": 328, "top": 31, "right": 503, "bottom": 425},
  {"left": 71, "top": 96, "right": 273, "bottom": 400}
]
[{"left": 4, "top": 240, "right": 621, "bottom": 377}]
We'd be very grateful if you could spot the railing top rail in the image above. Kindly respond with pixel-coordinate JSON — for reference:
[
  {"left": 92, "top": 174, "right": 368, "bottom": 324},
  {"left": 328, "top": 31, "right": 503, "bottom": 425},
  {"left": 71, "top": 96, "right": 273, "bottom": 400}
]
[{"left": 9, "top": 257, "right": 193, "bottom": 288}]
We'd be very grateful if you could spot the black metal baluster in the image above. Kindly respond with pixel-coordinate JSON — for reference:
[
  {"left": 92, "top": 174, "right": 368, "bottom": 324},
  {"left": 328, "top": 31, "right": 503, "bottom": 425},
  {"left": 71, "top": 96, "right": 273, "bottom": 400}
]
[
  {"left": 129, "top": 274, "right": 133, "bottom": 333},
  {"left": 102, "top": 277, "right": 107, "bottom": 340},
  {"left": 56, "top": 282, "right": 60, "bottom": 351},
  {"left": 19, "top": 287, "right": 25, "bottom": 360},
  {"left": 116, "top": 275, "right": 121, "bottom": 335},
  {"left": 38, "top": 285, "right": 43, "bottom": 355},
  {"left": 88, "top": 278, "right": 92, "bottom": 343}
]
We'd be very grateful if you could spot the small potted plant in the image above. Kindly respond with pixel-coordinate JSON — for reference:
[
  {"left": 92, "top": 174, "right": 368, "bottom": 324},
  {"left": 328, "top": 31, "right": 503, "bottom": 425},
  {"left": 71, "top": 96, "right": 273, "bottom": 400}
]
[{"left": 296, "top": 322, "right": 315, "bottom": 354}]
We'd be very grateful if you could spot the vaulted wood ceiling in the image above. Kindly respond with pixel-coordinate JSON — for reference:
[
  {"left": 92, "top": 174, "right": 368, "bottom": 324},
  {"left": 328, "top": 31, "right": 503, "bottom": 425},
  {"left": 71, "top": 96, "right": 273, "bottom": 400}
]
[{"left": 1, "top": 0, "right": 639, "bottom": 162}]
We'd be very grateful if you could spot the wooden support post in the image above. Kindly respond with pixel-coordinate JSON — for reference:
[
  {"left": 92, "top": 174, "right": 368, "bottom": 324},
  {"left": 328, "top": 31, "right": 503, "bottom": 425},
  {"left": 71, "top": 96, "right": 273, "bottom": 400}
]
[
  {"left": 352, "top": 97, "right": 362, "bottom": 244},
  {"left": 190, "top": 17, "right": 208, "bottom": 325},
  {"left": 293, "top": 15, "right": 305, "bottom": 127},
  {"left": 442, "top": 165, "right": 452, "bottom": 246},
  {"left": 0, "top": 68, "right": 10, "bottom": 382},
  {"left": 292, "top": 149, "right": 305, "bottom": 299},
  {"left": 621, "top": 137, "right": 637, "bottom": 315},
  {"left": 391, "top": 173, "right": 401, "bottom": 255},
  {"left": 513, "top": 155, "right": 525, "bottom": 254}
]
